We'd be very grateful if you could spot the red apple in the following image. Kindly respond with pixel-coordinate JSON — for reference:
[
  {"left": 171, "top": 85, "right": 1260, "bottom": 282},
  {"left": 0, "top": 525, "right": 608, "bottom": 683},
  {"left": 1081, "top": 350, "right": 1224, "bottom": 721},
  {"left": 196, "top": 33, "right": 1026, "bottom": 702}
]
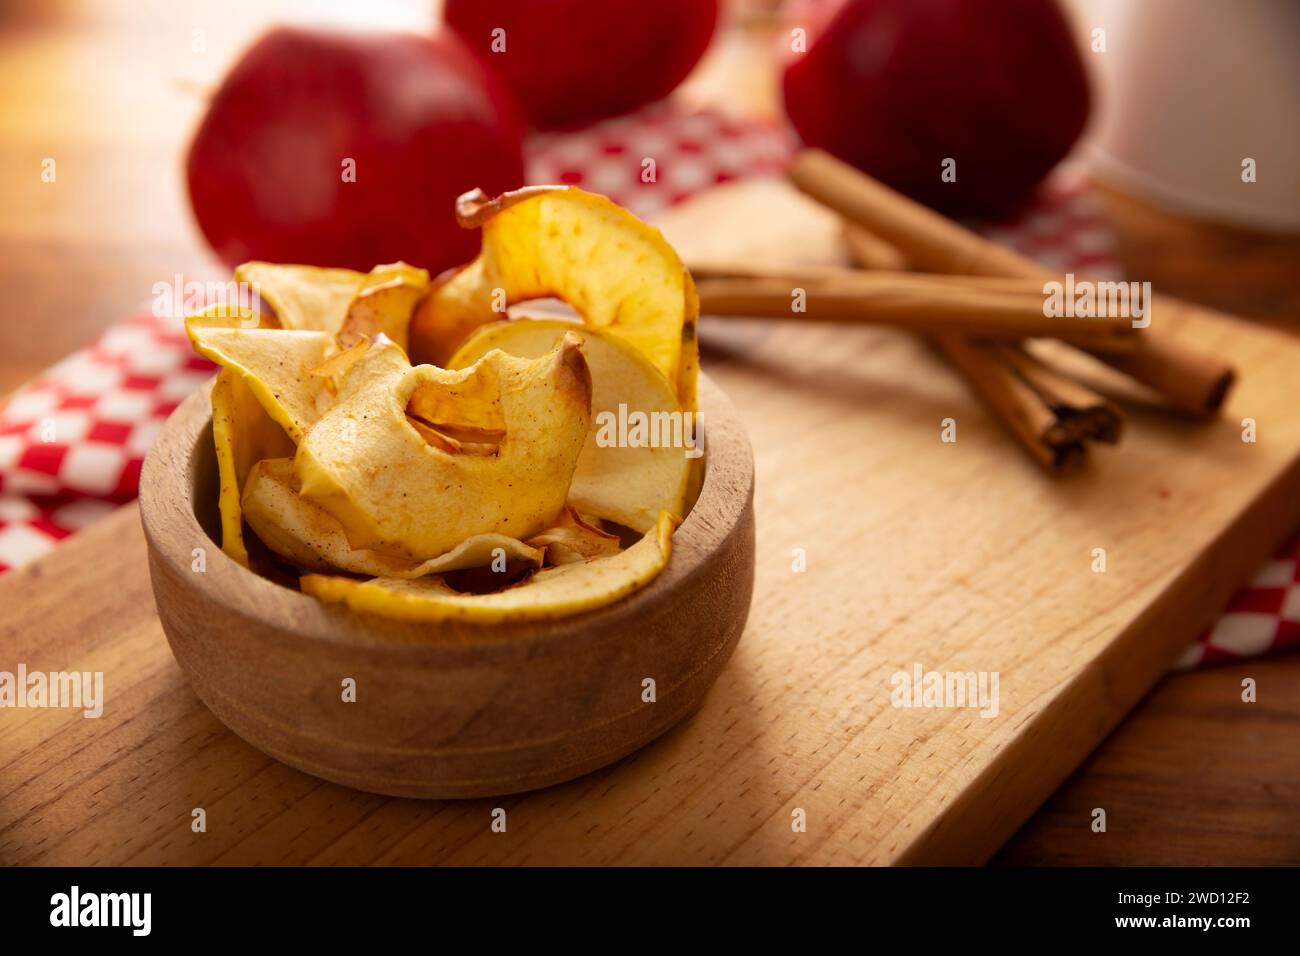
[
  {"left": 186, "top": 27, "right": 524, "bottom": 273},
  {"left": 782, "top": 0, "right": 1091, "bottom": 219},
  {"left": 443, "top": 0, "right": 719, "bottom": 129}
]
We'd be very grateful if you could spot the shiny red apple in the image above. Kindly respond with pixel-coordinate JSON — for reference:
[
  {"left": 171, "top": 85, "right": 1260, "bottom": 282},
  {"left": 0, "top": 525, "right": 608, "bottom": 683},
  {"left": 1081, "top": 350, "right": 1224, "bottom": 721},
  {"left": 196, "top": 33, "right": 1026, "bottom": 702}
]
[
  {"left": 782, "top": 0, "right": 1091, "bottom": 219},
  {"left": 443, "top": 0, "right": 719, "bottom": 129},
  {"left": 186, "top": 27, "right": 524, "bottom": 273}
]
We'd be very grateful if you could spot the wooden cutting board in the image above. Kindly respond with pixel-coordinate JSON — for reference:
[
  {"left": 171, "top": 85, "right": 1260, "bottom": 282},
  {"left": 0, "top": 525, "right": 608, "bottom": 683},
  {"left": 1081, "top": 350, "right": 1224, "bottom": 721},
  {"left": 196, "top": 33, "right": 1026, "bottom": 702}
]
[{"left": 4, "top": 181, "right": 1300, "bottom": 866}]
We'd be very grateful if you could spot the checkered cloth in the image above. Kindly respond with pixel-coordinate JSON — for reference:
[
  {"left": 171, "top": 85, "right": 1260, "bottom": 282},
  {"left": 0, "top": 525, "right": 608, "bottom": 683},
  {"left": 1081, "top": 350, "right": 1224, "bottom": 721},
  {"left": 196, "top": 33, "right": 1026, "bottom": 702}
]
[
  {"left": 1, "top": 103, "right": 1295, "bottom": 668},
  {"left": 0, "top": 315, "right": 215, "bottom": 571}
]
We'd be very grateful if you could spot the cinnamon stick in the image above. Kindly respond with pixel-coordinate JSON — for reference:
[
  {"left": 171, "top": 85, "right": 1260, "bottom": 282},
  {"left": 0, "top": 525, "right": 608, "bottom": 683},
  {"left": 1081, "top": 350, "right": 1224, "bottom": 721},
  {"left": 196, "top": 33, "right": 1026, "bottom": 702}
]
[
  {"left": 692, "top": 256, "right": 1126, "bottom": 471},
  {"left": 833, "top": 228, "right": 1125, "bottom": 469},
  {"left": 687, "top": 257, "right": 878, "bottom": 283},
  {"left": 990, "top": 344, "right": 1123, "bottom": 444},
  {"left": 788, "top": 148, "right": 1237, "bottom": 415},
  {"left": 688, "top": 255, "right": 1043, "bottom": 293},
  {"left": 694, "top": 273, "right": 1138, "bottom": 349},
  {"left": 938, "top": 336, "right": 1086, "bottom": 471}
]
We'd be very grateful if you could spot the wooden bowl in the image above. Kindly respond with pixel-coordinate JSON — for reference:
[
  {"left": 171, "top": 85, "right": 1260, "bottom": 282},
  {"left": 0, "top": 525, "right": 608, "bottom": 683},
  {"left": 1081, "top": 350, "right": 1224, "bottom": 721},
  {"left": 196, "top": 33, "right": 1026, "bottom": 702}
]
[{"left": 139, "top": 374, "right": 755, "bottom": 799}]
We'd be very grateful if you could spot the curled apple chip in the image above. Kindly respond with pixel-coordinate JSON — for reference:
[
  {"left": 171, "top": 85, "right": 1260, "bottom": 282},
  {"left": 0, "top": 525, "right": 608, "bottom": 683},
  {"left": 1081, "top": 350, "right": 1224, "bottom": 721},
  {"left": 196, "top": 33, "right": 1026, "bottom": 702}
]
[
  {"left": 306, "top": 334, "right": 370, "bottom": 397},
  {"left": 242, "top": 458, "right": 543, "bottom": 577},
  {"left": 187, "top": 308, "right": 334, "bottom": 441},
  {"left": 525, "top": 506, "right": 620, "bottom": 565},
  {"left": 336, "top": 262, "right": 429, "bottom": 350},
  {"left": 195, "top": 194, "right": 697, "bottom": 620},
  {"left": 234, "top": 262, "right": 365, "bottom": 335},
  {"left": 211, "top": 369, "right": 296, "bottom": 566},
  {"left": 450, "top": 319, "right": 693, "bottom": 533},
  {"left": 409, "top": 186, "right": 700, "bottom": 410},
  {"left": 233, "top": 261, "right": 428, "bottom": 346},
  {"left": 295, "top": 334, "right": 592, "bottom": 560},
  {"left": 300, "top": 511, "right": 678, "bottom": 623}
]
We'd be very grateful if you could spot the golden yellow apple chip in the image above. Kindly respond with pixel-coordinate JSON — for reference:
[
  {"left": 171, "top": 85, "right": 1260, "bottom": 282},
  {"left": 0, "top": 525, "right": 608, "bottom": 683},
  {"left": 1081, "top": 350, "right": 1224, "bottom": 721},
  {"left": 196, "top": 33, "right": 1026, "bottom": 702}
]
[
  {"left": 242, "top": 458, "right": 543, "bottom": 577},
  {"left": 409, "top": 186, "right": 700, "bottom": 410},
  {"left": 211, "top": 369, "right": 295, "bottom": 566},
  {"left": 525, "top": 506, "right": 621, "bottom": 565},
  {"left": 450, "top": 319, "right": 694, "bottom": 533},
  {"left": 234, "top": 262, "right": 365, "bottom": 335},
  {"left": 300, "top": 511, "right": 678, "bottom": 623},
  {"left": 185, "top": 302, "right": 270, "bottom": 330},
  {"left": 186, "top": 316, "right": 334, "bottom": 441},
  {"left": 337, "top": 262, "right": 429, "bottom": 350},
  {"left": 306, "top": 334, "right": 369, "bottom": 398},
  {"left": 295, "top": 334, "right": 592, "bottom": 559},
  {"left": 404, "top": 357, "right": 507, "bottom": 438}
]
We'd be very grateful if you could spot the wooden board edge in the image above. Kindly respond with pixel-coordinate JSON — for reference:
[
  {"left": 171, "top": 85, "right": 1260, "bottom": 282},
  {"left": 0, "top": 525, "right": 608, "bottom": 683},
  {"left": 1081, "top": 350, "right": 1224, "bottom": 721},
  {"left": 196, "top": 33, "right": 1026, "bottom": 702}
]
[{"left": 892, "top": 445, "right": 1300, "bottom": 865}]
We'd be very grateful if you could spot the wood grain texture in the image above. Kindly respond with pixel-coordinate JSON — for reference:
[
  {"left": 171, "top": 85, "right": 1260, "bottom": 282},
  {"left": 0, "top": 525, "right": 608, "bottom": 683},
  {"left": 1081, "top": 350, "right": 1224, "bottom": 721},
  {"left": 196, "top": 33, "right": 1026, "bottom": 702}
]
[
  {"left": 3, "top": 0, "right": 1299, "bottom": 866},
  {"left": 5, "top": 182, "right": 1300, "bottom": 863},
  {"left": 996, "top": 654, "right": 1300, "bottom": 866},
  {"left": 138, "top": 376, "right": 755, "bottom": 799}
]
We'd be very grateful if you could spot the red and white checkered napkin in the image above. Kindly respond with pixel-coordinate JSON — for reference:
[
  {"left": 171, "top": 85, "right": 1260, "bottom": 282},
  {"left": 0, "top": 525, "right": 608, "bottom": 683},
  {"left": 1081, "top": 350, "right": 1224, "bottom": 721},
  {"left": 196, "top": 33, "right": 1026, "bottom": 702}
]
[
  {"left": 525, "top": 100, "right": 796, "bottom": 220},
  {"left": 1, "top": 103, "right": 1295, "bottom": 668},
  {"left": 0, "top": 314, "right": 215, "bottom": 572}
]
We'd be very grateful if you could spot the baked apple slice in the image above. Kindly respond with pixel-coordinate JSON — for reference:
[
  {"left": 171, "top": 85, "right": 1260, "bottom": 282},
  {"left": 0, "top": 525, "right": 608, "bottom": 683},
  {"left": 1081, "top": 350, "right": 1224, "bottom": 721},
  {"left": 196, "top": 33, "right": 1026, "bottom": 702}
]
[
  {"left": 449, "top": 318, "right": 692, "bottom": 533},
  {"left": 242, "top": 458, "right": 543, "bottom": 577},
  {"left": 409, "top": 186, "right": 700, "bottom": 411},
  {"left": 295, "top": 334, "right": 592, "bottom": 559},
  {"left": 186, "top": 307, "right": 334, "bottom": 441},
  {"left": 301, "top": 512, "right": 678, "bottom": 623},
  {"left": 210, "top": 369, "right": 296, "bottom": 566},
  {"left": 233, "top": 260, "right": 428, "bottom": 346}
]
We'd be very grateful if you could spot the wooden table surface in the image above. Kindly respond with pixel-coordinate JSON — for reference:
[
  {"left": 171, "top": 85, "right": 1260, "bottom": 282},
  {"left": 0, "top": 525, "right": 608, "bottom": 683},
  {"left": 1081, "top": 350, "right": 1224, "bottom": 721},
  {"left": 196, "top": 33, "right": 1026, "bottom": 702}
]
[{"left": 2, "top": 0, "right": 1298, "bottom": 865}]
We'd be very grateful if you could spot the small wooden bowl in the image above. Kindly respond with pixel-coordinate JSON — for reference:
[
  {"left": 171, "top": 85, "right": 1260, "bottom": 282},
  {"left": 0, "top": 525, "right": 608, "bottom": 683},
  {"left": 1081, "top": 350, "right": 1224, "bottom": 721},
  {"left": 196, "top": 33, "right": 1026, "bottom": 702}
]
[{"left": 139, "top": 374, "right": 755, "bottom": 799}]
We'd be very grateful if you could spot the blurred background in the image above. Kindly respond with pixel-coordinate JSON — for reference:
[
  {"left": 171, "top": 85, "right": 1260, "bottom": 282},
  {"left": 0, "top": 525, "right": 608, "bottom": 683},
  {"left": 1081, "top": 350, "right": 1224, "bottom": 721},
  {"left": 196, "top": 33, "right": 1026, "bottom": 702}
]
[
  {"left": 2, "top": 0, "right": 1298, "bottom": 865},
  {"left": 3, "top": 0, "right": 1298, "bottom": 394}
]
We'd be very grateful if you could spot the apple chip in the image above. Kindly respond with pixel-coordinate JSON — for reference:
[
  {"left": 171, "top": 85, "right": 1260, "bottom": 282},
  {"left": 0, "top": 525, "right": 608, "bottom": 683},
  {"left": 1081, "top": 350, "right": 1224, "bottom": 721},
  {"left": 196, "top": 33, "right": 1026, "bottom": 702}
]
[
  {"left": 300, "top": 511, "right": 679, "bottom": 623},
  {"left": 242, "top": 458, "right": 542, "bottom": 577},
  {"left": 211, "top": 369, "right": 295, "bottom": 566},
  {"left": 526, "top": 506, "right": 620, "bottom": 565},
  {"left": 405, "top": 358, "right": 507, "bottom": 439},
  {"left": 192, "top": 194, "right": 699, "bottom": 619},
  {"left": 337, "top": 262, "right": 429, "bottom": 350},
  {"left": 306, "top": 334, "right": 370, "bottom": 397},
  {"left": 295, "top": 334, "right": 592, "bottom": 559},
  {"left": 450, "top": 319, "right": 693, "bottom": 532},
  {"left": 187, "top": 313, "right": 335, "bottom": 441},
  {"left": 409, "top": 186, "right": 701, "bottom": 410},
  {"left": 185, "top": 302, "right": 269, "bottom": 330},
  {"left": 234, "top": 262, "right": 365, "bottom": 335}
]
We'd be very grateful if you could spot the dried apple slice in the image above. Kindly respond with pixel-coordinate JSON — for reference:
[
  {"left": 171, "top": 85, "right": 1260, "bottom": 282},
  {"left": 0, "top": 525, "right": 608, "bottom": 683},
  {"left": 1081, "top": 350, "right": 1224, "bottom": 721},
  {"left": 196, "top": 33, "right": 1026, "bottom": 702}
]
[
  {"left": 450, "top": 319, "right": 693, "bottom": 533},
  {"left": 232, "top": 261, "right": 428, "bottom": 346},
  {"left": 211, "top": 369, "right": 295, "bottom": 566},
  {"left": 187, "top": 308, "right": 334, "bottom": 441},
  {"left": 242, "top": 458, "right": 542, "bottom": 577},
  {"left": 526, "top": 506, "right": 621, "bottom": 565},
  {"left": 409, "top": 186, "right": 700, "bottom": 410},
  {"left": 234, "top": 262, "right": 365, "bottom": 335},
  {"left": 337, "top": 262, "right": 429, "bottom": 350},
  {"left": 300, "top": 512, "right": 678, "bottom": 623},
  {"left": 295, "top": 334, "right": 591, "bottom": 559},
  {"left": 306, "top": 334, "right": 370, "bottom": 398},
  {"left": 184, "top": 302, "right": 269, "bottom": 330}
]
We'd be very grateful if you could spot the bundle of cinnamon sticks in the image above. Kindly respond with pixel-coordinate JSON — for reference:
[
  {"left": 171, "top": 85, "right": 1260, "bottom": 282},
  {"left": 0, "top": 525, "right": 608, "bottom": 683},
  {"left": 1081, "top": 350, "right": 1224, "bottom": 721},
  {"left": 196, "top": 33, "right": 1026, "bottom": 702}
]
[{"left": 693, "top": 148, "right": 1237, "bottom": 472}]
